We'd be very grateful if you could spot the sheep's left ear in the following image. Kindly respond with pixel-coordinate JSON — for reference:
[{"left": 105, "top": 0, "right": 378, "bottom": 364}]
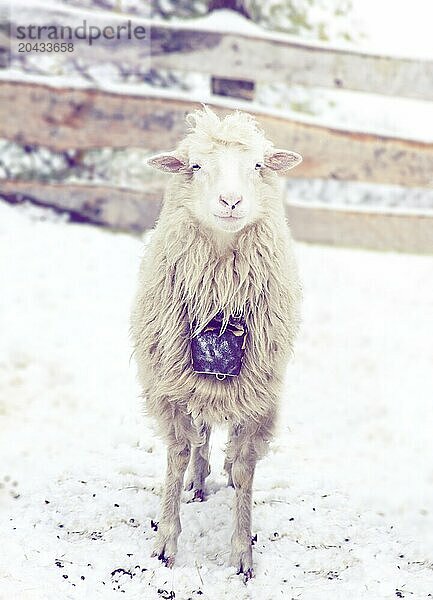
[
  {"left": 146, "top": 153, "right": 186, "bottom": 173},
  {"left": 265, "top": 149, "right": 303, "bottom": 171}
]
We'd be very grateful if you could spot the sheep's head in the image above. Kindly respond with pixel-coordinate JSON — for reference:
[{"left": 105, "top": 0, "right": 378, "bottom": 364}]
[{"left": 147, "top": 107, "right": 302, "bottom": 234}]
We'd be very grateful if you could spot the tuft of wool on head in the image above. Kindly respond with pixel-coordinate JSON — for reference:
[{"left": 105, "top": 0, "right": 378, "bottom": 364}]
[{"left": 179, "top": 106, "right": 273, "bottom": 156}]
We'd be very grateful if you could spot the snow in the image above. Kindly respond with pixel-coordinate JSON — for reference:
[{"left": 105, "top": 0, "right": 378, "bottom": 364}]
[
  {"left": 1, "top": 200, "right": 433, "bottom": 599},
  {"left": 352, "top": 0, "right": 433, "bottom": 60},
  {"left": 285, "top": 181, "right": 433, "bottom": 213}
]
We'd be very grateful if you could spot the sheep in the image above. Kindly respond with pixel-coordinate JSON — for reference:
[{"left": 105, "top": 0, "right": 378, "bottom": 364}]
[{"left": 131, "top": 106, "right": 302, "bottom": 580}]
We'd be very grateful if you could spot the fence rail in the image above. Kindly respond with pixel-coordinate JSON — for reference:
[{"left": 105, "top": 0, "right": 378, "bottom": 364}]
[
  {"left": 5, "top": 6, "right": 433, "bottom": 100},
  {"left": 1, "top": 79, "right": 433, "bottom": 188},
  {"left": 2, "top": 178, "right": 432, "bottom": 253},
  {"left": 149, "top": 19, "right": 433, "bottom": 101}
]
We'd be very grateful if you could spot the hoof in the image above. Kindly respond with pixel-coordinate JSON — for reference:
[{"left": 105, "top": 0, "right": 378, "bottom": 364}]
[
  {"left": 188, "top": 488, "right": 205, "bottom": 503},
  {"left": 239, "top": 567, "right": 255, "bottom": 583},
  {"left": 231, "top": 545, "right": 254, "bottom": 582},
  {"left": 151, "top": 549, "right": 175, "bottom": 568},
  {"left": 151, "top": 531, "right": 178, "bottom": 568}
]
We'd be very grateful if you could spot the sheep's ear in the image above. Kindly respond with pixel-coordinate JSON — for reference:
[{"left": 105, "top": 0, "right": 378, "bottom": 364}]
[
  {"left": 146, "top": 153, "right": 186, "bottom": 173},
  {"left": 265, "top": 149, "right": 302, "bottom": 171}
]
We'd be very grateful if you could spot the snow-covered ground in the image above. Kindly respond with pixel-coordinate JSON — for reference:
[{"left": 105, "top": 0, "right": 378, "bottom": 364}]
[{"left": 1, "top": 201, "right": 433, "bottom": 600}]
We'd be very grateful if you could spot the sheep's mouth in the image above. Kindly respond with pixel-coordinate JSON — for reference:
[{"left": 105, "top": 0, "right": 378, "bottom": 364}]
[
  {"left": 212, "top": 214, "right": 248, "bottom": 232},
  {"left": 213, "top": 215, "right": 244, "bottom": 221}
]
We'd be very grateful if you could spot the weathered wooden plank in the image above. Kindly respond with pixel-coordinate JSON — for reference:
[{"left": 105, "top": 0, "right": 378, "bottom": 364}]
[
  {"left": 1, "top": 80, "right": 432, "bottom": 187},
  {"left": 0, "top": 180, "right": 161, "bottom": 232},
  {"left": 286, "top": 203, "right": 433, "bottom": 254},
  {"left": 150, "top": 23, "right": 433, "bottom": 101},
  {"left": 1, "top": 179, "right": 432, "bottom": 254},
  {"left": 5, "top": 5, "right": 433, "bottom": 100}
]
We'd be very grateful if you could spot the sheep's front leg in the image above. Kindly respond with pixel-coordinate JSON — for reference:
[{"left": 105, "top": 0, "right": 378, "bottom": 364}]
[
  {"left": 227, "top": 415, "right": 275, "bottom": 581},
  {"left": 230, "top": 440, "right": 256, "bottom": 580},
  {"left": 152, "top": 440, "right": 191, "bottom": 567},
  {"left": 185, "top": 424, "right": 211, "bottom": 502}
]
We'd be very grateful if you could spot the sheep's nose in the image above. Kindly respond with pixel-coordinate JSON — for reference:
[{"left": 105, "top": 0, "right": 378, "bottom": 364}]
[{"left": 219, "top": 193, "right": 243, "bottom": 211}]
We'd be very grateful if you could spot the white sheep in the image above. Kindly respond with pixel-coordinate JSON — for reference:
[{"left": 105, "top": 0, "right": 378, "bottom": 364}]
[{"left": 131, "top": 106, "right": 302, "bottom": 580}]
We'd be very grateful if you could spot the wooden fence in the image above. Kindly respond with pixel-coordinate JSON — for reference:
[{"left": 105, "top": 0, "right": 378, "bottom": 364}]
[{"left": 1, "top": 6, "right": 432, "bottom": 252}]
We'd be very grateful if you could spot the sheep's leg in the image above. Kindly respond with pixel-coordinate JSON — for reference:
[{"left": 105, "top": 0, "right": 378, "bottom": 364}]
[
  {"left": 185, "top": 424, "right": 211, "bottom": 502},
  {"left": 224, "top": 425, "right": 235, "bottom": 487},
  {"left": 227, "top": 414, "right": 275, "bottom": 581},
  {"left": 224, "top": 457, "right": 234, "bottom": 487},
  {"left": 152, "top": 438, "right": 191, "bottom": 567},
  {"left": 230, "top": 435, "right": 256, "bottom": 580}
]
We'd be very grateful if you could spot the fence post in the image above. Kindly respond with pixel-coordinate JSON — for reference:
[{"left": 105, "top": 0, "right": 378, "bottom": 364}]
[{"left": 208, "top": 2, "right": 255, "bottom": 101}]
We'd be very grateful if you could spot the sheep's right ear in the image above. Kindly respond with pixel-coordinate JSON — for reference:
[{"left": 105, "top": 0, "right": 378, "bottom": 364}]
[{"left": 146, "top": 153, "right": 186, "bottom": 173}]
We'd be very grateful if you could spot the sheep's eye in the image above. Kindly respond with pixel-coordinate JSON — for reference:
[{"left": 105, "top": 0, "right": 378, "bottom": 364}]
[
  {"left": 255, "top": 162, "right": 263, "bottom": 170},
  {"left": 191, "top": 164, "right": 201, "bottom": 171}
]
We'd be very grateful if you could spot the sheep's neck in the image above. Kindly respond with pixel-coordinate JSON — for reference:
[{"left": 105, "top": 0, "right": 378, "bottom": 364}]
[{"left": 208, "top": 228, "right": 237, "bottom": 254}]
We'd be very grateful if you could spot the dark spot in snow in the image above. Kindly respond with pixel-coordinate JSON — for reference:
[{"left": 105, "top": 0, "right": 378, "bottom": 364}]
[
  {"left": 126, "top": 553, "right": 133, "bottom": 557},
  {"left": 58, "top": 524, "right": 64, "bottom": 528},
  {"left": 114, "top": 503, "right": 119, "bottom": 508},
  {"left": 63, "top": 574, "right": 68, "bottom": 579},
  {"left": 399, "top": 554, "right": 404, "bottom": 558},
  {"left": 251, "top": 534, "right": 257, "bottom": 545},
  {"left": 151, "top": 519, "right": 158, "bottom": 531},
  {"left": 289, "top": 517, "right": 294, "bottom": 521},
  {"left": 295, "top": 564, "right": 300, "bottom": 567},
  {"left": 157, "top": 590, "right": 175, "bottom": 599},
  {"left": 312, "top": 507, "right": 316, "bottom": 511},
  {"left": 344, "top": 538, "right": 350, "bottom": 542},
  {"left": 81, "top": 576, "right": 85, "bottom": 580},
  {"left": 45, "top": 500, "right": 50, "bottom": 504},
  {"left": 111, "top": 567, "right": 133, "bottom": 579}
]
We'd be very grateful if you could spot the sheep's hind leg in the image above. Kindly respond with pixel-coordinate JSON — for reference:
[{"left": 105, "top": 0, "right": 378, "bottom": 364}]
[
  {"left": 185, "top": 424, "right": 211, "bottom": 502},
  {"left": 224, "top": 425, "right": 235, "bottom": 487},
  {"left": 152, "top": 436, "right": 191, "bottom": 567}
]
